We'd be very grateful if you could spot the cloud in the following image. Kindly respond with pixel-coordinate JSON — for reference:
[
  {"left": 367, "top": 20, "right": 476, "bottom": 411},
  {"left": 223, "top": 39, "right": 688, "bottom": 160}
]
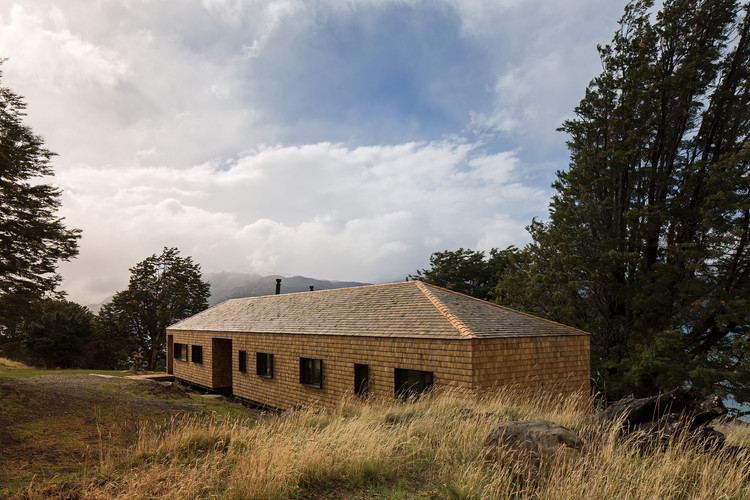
[
  {"left": 56, "top": 140, "right": 545, "bottom": 304},
  {"left": 0, "top": 5, "right": 127, "bottom": 90},
  {"left": 0, "top": 0, "right": 629, "bottom": 306}
]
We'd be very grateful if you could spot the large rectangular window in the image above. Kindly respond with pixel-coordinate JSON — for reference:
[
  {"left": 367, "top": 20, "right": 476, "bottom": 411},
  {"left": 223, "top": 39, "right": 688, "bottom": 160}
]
[
  {"left": 191, "top": 345, "right": 203, "bottom": 364},
  {"left": 238, "top": 350, "right": 247, "bottom": 373},
  {"left": 394, "top": 368, "right": 433, "bottom": 399},
  {"left": 300, "top": 357, "right": 322, "bottom": 388},
  {"left": 256, "top": 352, "right": 273, "bottom": 378},
  {"left": 174, "top": 343, "right": 187, "bottom": 361}
]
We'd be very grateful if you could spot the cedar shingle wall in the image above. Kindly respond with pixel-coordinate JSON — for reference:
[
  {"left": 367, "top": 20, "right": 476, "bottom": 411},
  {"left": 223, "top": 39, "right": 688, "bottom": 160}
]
[
  {"left": 471, "top": 335, "right": 590, "bottom": 395},
  {"left": 232, "top": 333, "right": 473, "bottom": 410},
  {"left": 168, "top": 330, "right": 590, "bottom": 409},
  {"left": 170, "top": 330, "right": 473, "bottom": 409},
  {"left": 170, "top": 331, "right": 216, "bottom": 389}
]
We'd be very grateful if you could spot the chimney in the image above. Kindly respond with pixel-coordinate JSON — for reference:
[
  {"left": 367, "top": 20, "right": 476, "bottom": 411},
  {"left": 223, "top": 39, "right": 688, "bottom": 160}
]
[
  {"left": 309, "top": 285, "right": 314, "bottom": 291},
  {"left": 275, "top": 278, "right": 281, "bottom": 295}
]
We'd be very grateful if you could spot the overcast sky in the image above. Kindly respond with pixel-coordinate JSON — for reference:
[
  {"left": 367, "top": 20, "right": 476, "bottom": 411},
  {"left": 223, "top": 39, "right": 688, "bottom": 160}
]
[{"left": 0, "top": 0, "right": 626, "bottom": 305}]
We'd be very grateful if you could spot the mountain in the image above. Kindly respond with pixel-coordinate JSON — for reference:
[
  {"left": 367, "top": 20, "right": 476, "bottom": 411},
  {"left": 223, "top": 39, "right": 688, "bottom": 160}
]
[{"left": 204, "top": 272, "right": 371, "bottom": 306}]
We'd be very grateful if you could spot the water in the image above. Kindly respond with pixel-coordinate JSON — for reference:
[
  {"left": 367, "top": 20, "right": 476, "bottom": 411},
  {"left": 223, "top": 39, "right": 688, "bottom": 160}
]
[{"left": 724, "top": 395, "right": 750, "bottom": 423}]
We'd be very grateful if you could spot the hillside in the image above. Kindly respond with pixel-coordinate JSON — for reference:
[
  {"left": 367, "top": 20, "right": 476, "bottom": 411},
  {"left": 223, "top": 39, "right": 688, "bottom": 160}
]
[
  {"left": 204, "top": 272, "right": 371, "bottom": 306},
  {"left": 86, "top": 273, "right": 372, "bottom": 312},
  {"left": 2, "top": 361, "right": 749, "bottom": 499}
]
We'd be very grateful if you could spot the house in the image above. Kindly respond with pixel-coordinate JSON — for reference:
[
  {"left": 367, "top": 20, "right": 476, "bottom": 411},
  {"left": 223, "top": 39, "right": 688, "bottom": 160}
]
[{"left": 166, "top": 281, "right": 590, "bottom": 409}]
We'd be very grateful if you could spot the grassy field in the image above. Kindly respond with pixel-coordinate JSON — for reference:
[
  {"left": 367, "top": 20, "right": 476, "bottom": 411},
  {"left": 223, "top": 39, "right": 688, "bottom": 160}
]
[{"left": 2, "top": 359, "right": 749, "bottom": 499}]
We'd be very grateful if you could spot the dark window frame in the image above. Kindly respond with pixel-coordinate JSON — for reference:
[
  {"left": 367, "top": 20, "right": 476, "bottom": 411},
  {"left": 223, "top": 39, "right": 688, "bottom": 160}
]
[
  {"left": 238, "top": 350, "right": 247, "bottom": 373},
  {"left": 173, "top": 343, "right": 187, "bottom": 361},
  {"left": 394, "top": 368, "right": 433, "bottom": 400},
  {"left": 256, "top": 352, "right": 274, "bottom": 378},
  {"left": 300, "top": 357, "right": 322, "bottom": 388},
  {"left": 191, "top": 345, "right": 203, "bottom": 364}
]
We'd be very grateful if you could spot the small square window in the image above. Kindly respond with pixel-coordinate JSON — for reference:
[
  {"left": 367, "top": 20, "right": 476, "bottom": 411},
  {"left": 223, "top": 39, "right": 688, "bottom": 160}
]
[
  {"left": 256, "top": 352, "right": 273, "bottom": 378},
  {"left": 174, "top": 343, "right": 187, "bottom": 361},
  {"left": 191, "top": 345, "right": 203, "bottom": 364},
  {"left": 238, "top": 350, "right": 247, "bottom": 373},
  {"left": 300, "top": 357, "right": 322, "bottom": 388}
]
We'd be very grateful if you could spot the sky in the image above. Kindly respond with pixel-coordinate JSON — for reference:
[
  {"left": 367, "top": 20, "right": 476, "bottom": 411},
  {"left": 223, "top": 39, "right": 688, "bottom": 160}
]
[{"left": 0, "top": 0, "right": 627, "bottom": 306}]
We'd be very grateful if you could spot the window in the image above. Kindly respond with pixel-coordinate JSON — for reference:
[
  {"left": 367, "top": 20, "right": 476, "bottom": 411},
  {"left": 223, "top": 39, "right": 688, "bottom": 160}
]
[
  {"left": 174, "top": 343, "right": 187, "bottom": 361},
  {"left": 256, "top": 352, "right": 273, "bottom": 378},
  {"left": 354, "top": 364, "right": 369, "bottom": 397},
  {"left": 191, "top": 345, "right": 203, "bottom": 364},
  {"left": 238, "top": 350, "right": 247, "bottom": 373},
  {"left": 394, "top": 368, "right": 433, "bottom": 399},
  {"left": 300, "top": 357, "right": 322, "bottom": 388}
]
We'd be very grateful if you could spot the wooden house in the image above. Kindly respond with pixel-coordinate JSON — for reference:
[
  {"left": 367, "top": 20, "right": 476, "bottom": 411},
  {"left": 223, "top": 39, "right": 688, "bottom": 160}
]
[{"left": 166, "top": 281, "right": 589, "bottom": 409}]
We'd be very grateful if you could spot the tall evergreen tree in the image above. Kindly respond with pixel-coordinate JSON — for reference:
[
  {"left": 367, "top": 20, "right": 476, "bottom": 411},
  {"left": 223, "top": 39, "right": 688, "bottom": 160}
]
[
  {"left": 505, "top": 0, "right": 750, "bottom": 401},
  {"left": 0, "top": 60, "right": 81, "bottom": 334},
  {"left": 99, "top": 247, "right": 210, "bottom": 371}
]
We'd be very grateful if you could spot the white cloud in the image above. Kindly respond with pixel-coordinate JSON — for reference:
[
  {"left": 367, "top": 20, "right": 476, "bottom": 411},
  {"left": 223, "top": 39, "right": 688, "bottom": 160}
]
[
  {"left": 0, "top": 0, "right": 629, "bottom": 307},
  {"left": 0, "top": 5, "right": 127, "bottom": 90},
  {"left": 56, "top": 140, "right": 545, "bottom": 304}
]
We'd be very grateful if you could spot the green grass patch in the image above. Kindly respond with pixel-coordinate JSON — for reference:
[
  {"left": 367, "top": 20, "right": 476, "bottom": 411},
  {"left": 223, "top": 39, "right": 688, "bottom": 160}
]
[{"left": 0, "top": 365, "right": 125, "bottom": 378}]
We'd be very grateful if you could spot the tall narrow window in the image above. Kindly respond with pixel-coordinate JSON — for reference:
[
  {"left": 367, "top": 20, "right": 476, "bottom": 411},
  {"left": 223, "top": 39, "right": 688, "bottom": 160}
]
[
  {"left": 238, "top": 350, "right": 247, "bottom": 373},
  {"left": 256, "top": 352, "right": 273, "bottom": 378},
  {"left": 191, "top": 345, "right": 203, "bottom": 364},
  {"left": 354, "top": 364, "right": 369, "bottom": 397},
  {"left": 394, "top": 368, "right": 433, "bottom": 399},
  {"left": 300, "top": 357, "right": 322, "bottom": 388}
]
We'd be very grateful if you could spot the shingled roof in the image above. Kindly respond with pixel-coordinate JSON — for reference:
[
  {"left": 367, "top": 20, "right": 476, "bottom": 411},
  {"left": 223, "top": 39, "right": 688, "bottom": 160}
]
[{"left": 168, "top": 281, "right": 588, "bottom": 340}]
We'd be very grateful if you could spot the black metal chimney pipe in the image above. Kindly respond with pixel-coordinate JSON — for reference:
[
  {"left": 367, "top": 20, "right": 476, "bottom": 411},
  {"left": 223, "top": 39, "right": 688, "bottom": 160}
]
[{"left": 275, "top": 278, "right": 281, "bottom": 295}]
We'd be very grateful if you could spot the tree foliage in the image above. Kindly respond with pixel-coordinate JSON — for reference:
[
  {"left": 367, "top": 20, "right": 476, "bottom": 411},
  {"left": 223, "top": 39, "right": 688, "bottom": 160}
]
[
  {"left": 504, "top": 0, "right": 750, "bottom": 401},
  {"left": 100, "top": 248, "right": 210, "bottom": 371},
  {"left": 409, "top": 247, "right": 520, "bottom": 301},
  {"left": 23, "top": 299, "right": 96, "bottom": 368},
  {"left": 0, "top": 60, "right": 81, "bottom": 333}
]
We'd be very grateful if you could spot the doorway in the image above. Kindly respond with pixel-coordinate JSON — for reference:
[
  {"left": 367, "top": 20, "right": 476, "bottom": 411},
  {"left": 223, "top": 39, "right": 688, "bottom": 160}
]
[{"left": 211, "top": 338, "right": 232, "bottom": 392}]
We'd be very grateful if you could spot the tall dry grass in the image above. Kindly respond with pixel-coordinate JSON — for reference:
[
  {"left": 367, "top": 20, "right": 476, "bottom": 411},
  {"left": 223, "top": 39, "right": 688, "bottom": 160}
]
[{"left": 28, "top": 388, "right": 750, "bottom": 499}]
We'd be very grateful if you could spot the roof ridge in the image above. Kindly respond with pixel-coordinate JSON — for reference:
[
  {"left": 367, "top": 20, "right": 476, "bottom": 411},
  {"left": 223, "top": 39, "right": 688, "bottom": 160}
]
[
  {"left": 226, "top": 281, "right": 412, "bottom": 301},
  {"left": 415, "top": 281, "right": 476, "bottom": 339},
  {"left": 419, "top": 282, "right": 591, "bottom": 336}
]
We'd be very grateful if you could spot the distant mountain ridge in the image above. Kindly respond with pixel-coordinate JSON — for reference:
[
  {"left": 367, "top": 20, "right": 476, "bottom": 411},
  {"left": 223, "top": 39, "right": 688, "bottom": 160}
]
[{"left": 205, "top": 272, "right": 371, "bottom": 306}]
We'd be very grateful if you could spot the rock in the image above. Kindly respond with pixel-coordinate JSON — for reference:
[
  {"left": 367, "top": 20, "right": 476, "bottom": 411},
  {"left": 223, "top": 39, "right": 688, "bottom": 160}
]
[
  {"left": 596, "top": 388, "right": 727, "bottom": 429},
  {"left": 596, "top": 388, "right": 730, "bottom": 451},
  {"left": 483, "top": 419, "right": 584, "bottom": 476}
]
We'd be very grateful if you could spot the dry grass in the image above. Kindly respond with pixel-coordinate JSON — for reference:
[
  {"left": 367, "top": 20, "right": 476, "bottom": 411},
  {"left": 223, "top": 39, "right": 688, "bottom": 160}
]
[
  {"left": 0, "top": 357, "right": 31, "bottom": 369},
  {"left": 21, "top": 388, "right": 750, "bottom": 499}
]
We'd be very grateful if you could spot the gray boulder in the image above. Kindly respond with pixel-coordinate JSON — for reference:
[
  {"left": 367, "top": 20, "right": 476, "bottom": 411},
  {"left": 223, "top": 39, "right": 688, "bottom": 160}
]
[{"left": 483, "top": 419, "right": 584, "bottom": 476}]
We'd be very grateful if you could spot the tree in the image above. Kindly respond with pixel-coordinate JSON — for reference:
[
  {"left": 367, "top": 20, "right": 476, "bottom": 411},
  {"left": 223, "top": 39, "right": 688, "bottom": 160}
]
[
  {"left": 0, "top": 60, "right": 81, "bottom": 334},
  {"left": 409, "top": 247, "right": 520, "bottom": 301},
  {"left": 23, "top": 299, "right": 96, "bottom": 368},
  {"left": 100, "top": 247, "right": 210, "bottom": 371},
  {"left": 505, "top": 0, "right": 750, "bottom": 401}
]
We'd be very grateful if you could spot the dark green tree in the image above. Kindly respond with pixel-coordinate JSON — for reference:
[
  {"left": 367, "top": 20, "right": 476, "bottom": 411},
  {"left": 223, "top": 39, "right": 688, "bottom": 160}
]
[
  {"left": 409, "top": 247, "right": 520, "bottom": 301},
  {"left": 506, "top": 0, "right": 750, "bottom": 401},
  {"left": 0, "top": 60, "right": 81, "bottom": 336},
  {"left": 100, "top": 248, "right": 210, "bottom": 371},
  {"left": 23, "top": 299, "right": 96, "bottom": 368}
]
